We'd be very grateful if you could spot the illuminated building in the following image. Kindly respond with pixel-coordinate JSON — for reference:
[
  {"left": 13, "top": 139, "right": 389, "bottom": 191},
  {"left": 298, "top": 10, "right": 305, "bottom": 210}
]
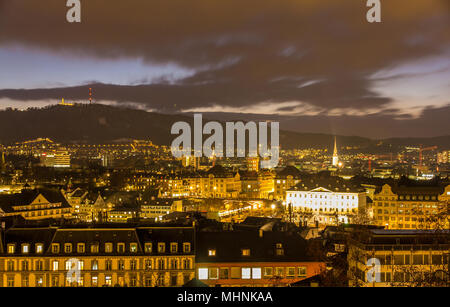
[
  {"left": 77, "top": 193, "right": 112, "bottom": 223},
  {"left": 239, "top": 171, "right": 275, "bottom": 199},
  {"left": 0, "top": 189, "right": 73, "bottom": 220},
  {"left": 286, "top": 173, "right": 367, "bottom": 225},
  {"left": 140, "top": 199, "right": 181, "bottom": 220},
  {"left": 182, "top": 156, "right": 200, "bottom": 170},
  {"left": 348, "top": 229, "right": 449, "bottom": 287},
  {"left": 196, "top": 230, "right": 324, "bottom": 286},
  {"left": 58, "top": 98, "right": 74, "bottom": 106},
  {"left": 372, "top": 181, "right": 450, "bottom": 230},
  {"left": 0, "top": 226, "right": 195, "bottom": 287},
  {"left": 274, "top": 166, "right": 303, "bottom": 201},
  {"left": 247, "top": 157, "right": 260, "bottom": 172},
  {"left": 107, "top": 207, "right": 139, "bottom": 223},
  {"left": 40, "top": 148, "right": 71, "bottom": 168},
  {"left": 332, "top": 137, "right": 339, "bottom": 167},
  {"left": 437, "top": 150, "right": 450, "bottom": 164}
]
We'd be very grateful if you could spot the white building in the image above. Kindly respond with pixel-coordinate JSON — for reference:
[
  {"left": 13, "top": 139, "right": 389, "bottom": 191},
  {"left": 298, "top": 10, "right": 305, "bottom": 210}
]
[{"left": 286, "top": 175, "right": 366, "bottom": 225}]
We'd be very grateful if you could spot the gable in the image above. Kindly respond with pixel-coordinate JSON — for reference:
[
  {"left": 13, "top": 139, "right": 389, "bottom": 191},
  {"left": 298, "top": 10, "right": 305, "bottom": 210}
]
[
  {"left": 31, "top": 194, "right": 50, "bottom": 205},
  {"left": 310, "top": 187, "right": 332, "bottom": 193}
]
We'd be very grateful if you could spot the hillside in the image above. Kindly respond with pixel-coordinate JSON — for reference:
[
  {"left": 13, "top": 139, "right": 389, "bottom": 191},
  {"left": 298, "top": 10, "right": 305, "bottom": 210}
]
[{"left": 0, "top": 104, "right": 449, "bottom": 151}]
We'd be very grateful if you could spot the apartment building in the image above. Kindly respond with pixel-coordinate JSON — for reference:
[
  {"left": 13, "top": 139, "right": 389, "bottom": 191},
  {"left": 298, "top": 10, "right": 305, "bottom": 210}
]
[
  {"left": 348, "top": 229, "right": 449, "bottom": 287},
  {"left": 0, "top": 226, "right": 195, "bottom": 287}
]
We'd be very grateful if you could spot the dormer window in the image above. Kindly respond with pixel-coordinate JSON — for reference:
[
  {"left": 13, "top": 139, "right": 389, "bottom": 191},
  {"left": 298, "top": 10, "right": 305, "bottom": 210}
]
[
  {"left": 52, "top": 243, "right": 60, "bottom": 254},
  {"left": 105, "top": 243, "right": 113, "bottom": 253},
  {"left": 183, "top": 243, "right": 191, "bottom": 253},
  {"left": 64, "top": 243, "right": 72, "bottom": 253},
  {"left": 91, "top": 243, "right": 99, "bottom": 253},
  {"left": 130, "top": 243, "right": 138, "bottom": 253},
  {"left": 144, "top": 243, "right": 152, "bottom": 253},
  {"left": 36, "top": 243, "right": 43, "bottom": 254},
  {"left": 170, "top": 242, "right": 178, "bottom": 253},
  {"left": 157, "top": 243, "right": 165, "bottom": 253},
  {"left": 208, "top": 249, "right": 216, "bottom": 256},
  {"left": 77, "top": 243, "right": 85, "bottom": 253},
  {"left": 117, "top": 243, "right": 125, "bottom": 253},
  {"left": 22, "top": 244, "right": 30, "bottom": 254},
  {"left": 7, "top": 244, "right": 15, "bottom": 254},
  {"left": 241, "top": 248, "right": 250, "bottom": 256},
  {"left": 275, "top": 243, "right": 284, "bottom": 256}
]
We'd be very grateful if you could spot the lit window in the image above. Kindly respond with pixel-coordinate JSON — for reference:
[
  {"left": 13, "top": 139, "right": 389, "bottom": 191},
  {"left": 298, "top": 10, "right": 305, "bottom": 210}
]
[
  {"left": 52, "top": 243, "right": 60, "bottom": 254},
  {"left": 91, "top": 276, "right": 98, "bottom": 287},
  {"left": 22, "top": 244, "right": 29, "bottom": 254},
  {"left": 275, "top": 267, "right": 284, "bottom": 277},
  {"left": 91, "top": 260, "right": 98, "bottom": 270},
  {"left": 52, "top": 260, "right": 59, "bottom": 271},
  {"left": 209, "top": 267, "right": 219, "bottom": 280},
  {"left": 241, "top": 249, "right": 250, "bottom": 256},
  {"left": 77, "top": 243, "right": 85, "bottom": 253},
  {"left": 91, "top": 244, "right": 99, "bottom": 253},
  {"left": 298, "top": 267, "right": 307, "bottom": 277},
  {"left": 252, "top": 268, "right": 262, "bottom": 279},
  {"left": 170, "top": 242, "right": 178, "bottom": 253},
  {"left": 198, "top": 268, "right": 208, "bottom": 280},
  {"left": 287, "top": 267, "right": 296, "bottom": 277},
  {"left": 105, "top": 276, "right": 112, "bottom": 286},
  {"left": 105, "top": 243, "right": 113, "bottom": 253},
  {"left": 130, "top": 243, "right": 138, "bottom": 253},
  {"left": 264, "top": 267, "right": 273, "bottom": 277},
  {"left": 208, "top": 249, "right": 216, "bottom": 256},
  {"left": 7, "top": 244, "right": 15, "bottom": 254},
  {"left": 144, "top": 243, "right": 152, "bottom": 253},
  {"left": 158, "top": 243, "right": 165, "bottom": 253},
  {"left": 242, "top": 268, "right": 251, "bottom": 279},
  {"left": 36, "top": 243, "right": 43, "bottom": 254},
  {"left": 64, "top": 243, "right": 72, "bottom": 253},
  {"left": 183, "top": 243, "right": 191, "bottom": 253}
]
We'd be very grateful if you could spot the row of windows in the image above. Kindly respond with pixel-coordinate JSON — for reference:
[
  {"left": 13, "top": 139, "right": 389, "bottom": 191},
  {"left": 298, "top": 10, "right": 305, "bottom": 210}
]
[
  {"left": 375, "top": 195, "right": 438, "bottom": 201},
  {"left": 198, "top": 266, "right": 308, "bottom": 280},
  {"left": 375, "top": 203, "right": 438, "bottom": 208},
  {"left": 289, "top": 194, "right": 356, "bottom": 199},
  {"left": 7, "top": 242, "right": 192, "bottom": 254},
  {"left": 369, "top": 254, "right": 449, "bottom": 265},
  {"left": 357, "top": 271, "right": 448, "bottom": 283},
  {"left": 5, "top": 258, "right": 193, "bottom": 271},
  {"left": 207, "top": 244, "right": 284, "bottom": 257},
  {"left": 6, "top": 274, "right": 185, "bottom": 287}
]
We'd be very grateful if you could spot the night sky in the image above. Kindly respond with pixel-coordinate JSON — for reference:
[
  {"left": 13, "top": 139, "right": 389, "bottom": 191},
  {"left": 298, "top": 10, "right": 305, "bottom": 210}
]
[{"left": 0, "top": 0, "right": 449, "bottom": 138}]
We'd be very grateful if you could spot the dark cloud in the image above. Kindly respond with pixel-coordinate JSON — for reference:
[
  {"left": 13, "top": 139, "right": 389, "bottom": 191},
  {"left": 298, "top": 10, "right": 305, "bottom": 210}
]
[
  {"left": 197, "top": 104, "right": 450, "bottom": 139},
  {"left": 0, "top": 0, "right": 449, "bottom": 136}
]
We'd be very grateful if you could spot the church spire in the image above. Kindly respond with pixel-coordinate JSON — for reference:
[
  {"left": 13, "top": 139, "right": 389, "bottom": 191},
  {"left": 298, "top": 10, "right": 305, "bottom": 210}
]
[
  {"left": 333, "top": 137, "right": 338, "bottom": 156},
  {"left": 332, "top": 136, "right": 339, "bottom": 167}
]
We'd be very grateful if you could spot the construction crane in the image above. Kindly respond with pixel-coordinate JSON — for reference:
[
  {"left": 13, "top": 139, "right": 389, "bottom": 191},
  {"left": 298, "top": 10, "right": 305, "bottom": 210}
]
[
  {"left": 360, "top": 153, "right": 395, "bottom": 172},
  {"left": 89, "top": 87, "right": 93, "bottom": 104},
  {"left": 419, "top": 145, "right": 437, "bottom": 166}
]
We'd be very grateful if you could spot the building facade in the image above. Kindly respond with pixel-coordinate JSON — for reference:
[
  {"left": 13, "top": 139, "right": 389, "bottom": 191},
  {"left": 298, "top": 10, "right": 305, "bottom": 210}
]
[
  {"left": 195, "top": 230, "right": 324, "bottom": 287},
  {"left": 372, "top": 183, "right": 450, "bottom": 230},
  {"left": 286, "top": 174, "right": 367, "bottom": 225},
  {"left": 348, "top": 229, "right": 449, "bottom": 287},
  {"left": 0, "top": 226, "right": 195, "bottom": 287}
]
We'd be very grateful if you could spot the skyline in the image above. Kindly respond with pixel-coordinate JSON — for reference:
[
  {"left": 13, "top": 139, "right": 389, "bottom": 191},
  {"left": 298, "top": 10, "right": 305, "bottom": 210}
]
[{"left": 0, "top": 0, "right": 449, "bottom": 138}]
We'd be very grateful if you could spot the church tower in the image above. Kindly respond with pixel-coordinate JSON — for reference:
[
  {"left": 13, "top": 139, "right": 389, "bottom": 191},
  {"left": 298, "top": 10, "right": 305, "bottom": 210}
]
[{"left": 332, "top": 137, "right": 339, "bottom": 167}]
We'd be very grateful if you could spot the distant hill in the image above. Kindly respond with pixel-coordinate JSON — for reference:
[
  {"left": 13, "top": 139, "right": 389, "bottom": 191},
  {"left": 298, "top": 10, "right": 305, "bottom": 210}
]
[{"left": 0, "top": 104, "right": 449, "bottom": 151}]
